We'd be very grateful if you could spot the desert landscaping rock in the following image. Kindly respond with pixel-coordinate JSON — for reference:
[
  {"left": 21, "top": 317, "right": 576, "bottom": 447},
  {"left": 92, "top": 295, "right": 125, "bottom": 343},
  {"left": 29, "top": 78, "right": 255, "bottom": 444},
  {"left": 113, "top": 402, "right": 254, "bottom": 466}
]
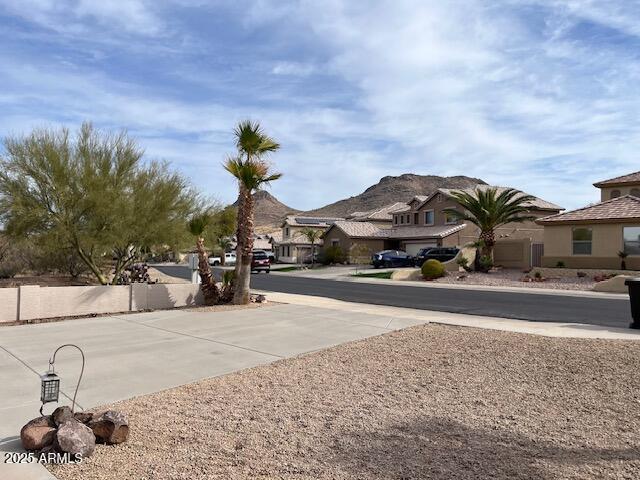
[
  {"left": 74, "top": 411, "right": 94, "bottom": 424},
  {"left": 89, "top": 410, "right": 129, "bottom": 444},
  {"left": 52, "top": 406, "right": 74, "bottom": 427},
  {"left": 55, "top": 419, "right": 96, "bottom": 458},
  {"left": 20, "top": 416, "right": 56, "bottom": 451},
  {"left": 49, "top": 323, "right": 640, "bottom": 479}
]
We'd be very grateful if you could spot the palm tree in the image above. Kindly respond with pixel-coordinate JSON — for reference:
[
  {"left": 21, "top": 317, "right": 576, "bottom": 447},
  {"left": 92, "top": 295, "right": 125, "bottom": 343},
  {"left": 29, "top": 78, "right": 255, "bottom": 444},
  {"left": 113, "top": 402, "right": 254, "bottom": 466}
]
[
  {"left": 225, "top": 120, "right": 281, "bottom": 304},
  {"left": 299, "top": 228, "right": 322, "bottom": 268},
  {"left": 187, "top": 213, "right": 220, "bottom": 305},
  {"left": 443, "top": 187, "right": 536, "bottom": 267}
]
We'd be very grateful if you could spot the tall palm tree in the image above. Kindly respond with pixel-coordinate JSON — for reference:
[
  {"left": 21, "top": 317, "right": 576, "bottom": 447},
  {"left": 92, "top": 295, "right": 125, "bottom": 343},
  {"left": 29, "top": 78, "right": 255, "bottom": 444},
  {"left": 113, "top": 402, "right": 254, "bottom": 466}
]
[
  {"left": 443, "top": 187, "right": 536, "bottom": 266},
  {"left": 225, "top": 120, "right": 281, "bottom": 304},
  {"left": 299, "top": 227, "right": 322, "bottom": 268},
  {"left": 187, "top": 213, "right": 220, "bottom": 305}
]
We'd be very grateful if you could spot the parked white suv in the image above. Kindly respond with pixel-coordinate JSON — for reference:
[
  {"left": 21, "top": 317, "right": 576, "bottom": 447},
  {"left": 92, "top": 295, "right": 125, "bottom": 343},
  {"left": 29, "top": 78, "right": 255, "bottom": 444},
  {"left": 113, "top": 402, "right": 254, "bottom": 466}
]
[{"left": 208, "top": 252, "right": 236, "bottom": 266}]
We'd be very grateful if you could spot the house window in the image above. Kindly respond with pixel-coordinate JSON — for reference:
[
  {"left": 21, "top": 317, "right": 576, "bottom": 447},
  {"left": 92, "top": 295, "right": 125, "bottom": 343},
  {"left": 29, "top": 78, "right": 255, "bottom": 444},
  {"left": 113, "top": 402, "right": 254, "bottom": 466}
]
[
  {"left": 611, "top": 189, "right": 621, "bottom": 199},
  {"left": 631, "top": 188, "right": 640, "bottom": 197},
  {"left": 623, "top": 226, "right": 640, "bottom": 255},
  {"left": 572, "top": 227, "right": 592, "bottom": 255},
  {"left": 331, "top": 239, "right": 339, "bottom": 247},
  {"left": 436, "top": 193, "right": 443, "bottom": 203},
  {"left": 400, "top": 215, "right": 404, "bottom": 224},
  {"left": 285, "top": 227, "right": 290, "bottom": 237},
  {"left": 414, "top": 213, "right": 418, "bottom": 224},
  {"left": 406, "top": 214, "right": 410, "bottom": 224},
  {"left": 424, "top": 210, "right": 434, "bottom": 225},
  {"left": 393, "top": 215, "right": 398, "bottom": 225},
  {"left": 444, "top": 210, "right": 458, "bottom": 225}
]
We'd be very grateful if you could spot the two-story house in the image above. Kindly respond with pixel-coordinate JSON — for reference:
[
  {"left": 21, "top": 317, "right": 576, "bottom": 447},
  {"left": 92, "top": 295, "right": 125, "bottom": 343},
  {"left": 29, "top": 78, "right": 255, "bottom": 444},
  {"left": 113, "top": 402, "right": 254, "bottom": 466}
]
[
  {"left": 272, "top": 215, "right": 344, "bottom": 263},
  {"left": 323, "top": 185, "right": 562, "bottom": 267},
  {"left": 538, "top": 171, "right": 640, "bottom": 269}
]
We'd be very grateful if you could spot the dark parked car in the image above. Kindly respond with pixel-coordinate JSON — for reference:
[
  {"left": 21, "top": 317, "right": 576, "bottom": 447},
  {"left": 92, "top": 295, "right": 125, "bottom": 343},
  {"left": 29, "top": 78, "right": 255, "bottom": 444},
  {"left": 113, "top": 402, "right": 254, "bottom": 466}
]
[
  {"left": 414, "top": 247, "right": 459, "bottom": 266},
  {"left": 371, "top": 250, "right": 414, "bottom": 268},
  {"left": 251, "top": 250, "right": 271, "bottom": 273}
]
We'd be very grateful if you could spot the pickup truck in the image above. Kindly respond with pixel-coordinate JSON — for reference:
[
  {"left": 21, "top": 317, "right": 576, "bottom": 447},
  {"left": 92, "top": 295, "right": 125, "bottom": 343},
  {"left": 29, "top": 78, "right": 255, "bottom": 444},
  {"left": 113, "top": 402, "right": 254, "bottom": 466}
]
[{"left": 208, "top": 252, "right": 236, "bottom": 266}]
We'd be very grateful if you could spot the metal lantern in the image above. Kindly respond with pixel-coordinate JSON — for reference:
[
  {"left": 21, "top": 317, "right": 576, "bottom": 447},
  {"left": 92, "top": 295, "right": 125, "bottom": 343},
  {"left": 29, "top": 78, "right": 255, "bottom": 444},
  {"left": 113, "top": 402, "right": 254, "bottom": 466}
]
[
  {"left": 39, "top": 344, "right": 85, "bottom": 415},
  {"left": 40, "top": 371, "right": 60, "bottom": 404}
]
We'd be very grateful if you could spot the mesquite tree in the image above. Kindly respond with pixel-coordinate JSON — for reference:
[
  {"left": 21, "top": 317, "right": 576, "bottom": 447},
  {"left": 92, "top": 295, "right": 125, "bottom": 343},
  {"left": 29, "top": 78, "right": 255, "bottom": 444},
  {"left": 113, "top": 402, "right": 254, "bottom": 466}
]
[{"left": 0, "top": 123, "right": 197, "bottom": 284}]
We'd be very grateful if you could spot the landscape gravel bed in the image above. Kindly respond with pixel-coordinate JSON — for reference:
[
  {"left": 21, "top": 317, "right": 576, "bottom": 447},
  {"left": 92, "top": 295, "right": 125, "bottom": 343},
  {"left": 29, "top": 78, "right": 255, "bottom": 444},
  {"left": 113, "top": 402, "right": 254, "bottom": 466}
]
[
  {"left": 433, "top": 268, "right": 597, "bottom": 290},
  {"left": 49, "top": 324, "right": 640, "bottom": 479}
]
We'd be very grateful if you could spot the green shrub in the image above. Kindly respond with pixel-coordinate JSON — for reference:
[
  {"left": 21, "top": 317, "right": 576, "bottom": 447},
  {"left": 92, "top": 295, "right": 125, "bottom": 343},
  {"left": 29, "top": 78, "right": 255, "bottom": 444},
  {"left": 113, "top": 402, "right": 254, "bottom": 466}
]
[
  {"left": 479, "top": 255, "right": 493, "bottom": 272},
  {"left": 534, "top": 271, "right": 542, "bottom": 279},
  {"left": 421, "top": 259, "right": 445, "bottom": 280},
  {"left": 556, "top": 261, "right": 565, "bottom": 268},
  {"left": 456, "top": 256, "right": 472, "bottom": 272},
  {"left": 321, "top": 245, "right": 346, "bottom": 265}
]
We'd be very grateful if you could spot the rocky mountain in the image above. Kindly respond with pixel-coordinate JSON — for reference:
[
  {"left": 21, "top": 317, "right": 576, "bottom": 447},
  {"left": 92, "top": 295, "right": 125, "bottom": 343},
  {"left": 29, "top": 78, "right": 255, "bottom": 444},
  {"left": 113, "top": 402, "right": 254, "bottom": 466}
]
[
  {"left": 303, "top": 174, "right": 487, "bottom": 218},
  {"left": 233, "top": 190, "right": 299, "bottom": 228}
]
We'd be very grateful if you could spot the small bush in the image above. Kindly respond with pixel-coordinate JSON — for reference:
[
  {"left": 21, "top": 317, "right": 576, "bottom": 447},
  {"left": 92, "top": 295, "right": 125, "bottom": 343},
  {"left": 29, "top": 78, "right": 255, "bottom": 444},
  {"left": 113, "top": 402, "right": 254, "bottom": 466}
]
[
  {"left": 478, "top": 255, "right": 493, "bottom": 272},
  {"left": 321, "top": 245, "right": 346, "bottom": 265},
  {"left": 421, "top": 259, "right": 446, "bottom": 280},
  {"left": 576, "top": 271, "right": 587, "bottom": 278},
  {"left": 556, "top": 261, "right": 565, "bottom": 268},
  {"left": 534, "top": 271, "right": 542, "bottom": 280}
]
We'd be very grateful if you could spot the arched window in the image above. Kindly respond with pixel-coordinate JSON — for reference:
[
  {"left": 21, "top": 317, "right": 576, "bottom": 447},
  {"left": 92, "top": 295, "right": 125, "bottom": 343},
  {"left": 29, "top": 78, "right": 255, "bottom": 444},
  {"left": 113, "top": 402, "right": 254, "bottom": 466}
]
[
  {"left": 611, "top": 189, "right": 621, "bottom": 199},
  {"left": 631, "top": 188, "right": 640, "bottom": 198}
]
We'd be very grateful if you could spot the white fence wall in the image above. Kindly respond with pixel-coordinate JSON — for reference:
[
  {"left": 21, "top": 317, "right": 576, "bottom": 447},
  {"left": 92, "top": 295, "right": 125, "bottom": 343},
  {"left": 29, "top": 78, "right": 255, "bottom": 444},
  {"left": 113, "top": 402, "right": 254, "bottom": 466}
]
[{"left": 0, "top": 283, "right": 203, "bottom": 324}]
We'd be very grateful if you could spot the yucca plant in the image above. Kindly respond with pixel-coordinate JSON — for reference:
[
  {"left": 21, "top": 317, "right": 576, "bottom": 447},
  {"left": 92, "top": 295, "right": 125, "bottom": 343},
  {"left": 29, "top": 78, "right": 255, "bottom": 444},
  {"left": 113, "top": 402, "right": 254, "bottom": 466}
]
[
  {"left": 444, "top": 188, "right": 536, "bottom": 272},
  {"left": 225, "top": 120, "right": 281, "bottom": 304},
  {"left": 187, "top": 213, "right": 220, "bottom": 305}
]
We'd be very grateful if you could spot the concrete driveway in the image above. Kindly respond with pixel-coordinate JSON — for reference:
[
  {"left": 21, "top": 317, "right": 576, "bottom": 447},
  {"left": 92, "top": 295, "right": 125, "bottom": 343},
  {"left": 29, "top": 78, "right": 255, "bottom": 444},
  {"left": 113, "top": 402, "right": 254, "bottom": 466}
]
[{"left": 0, "top": 303, "right": 427, "bottom": 479}]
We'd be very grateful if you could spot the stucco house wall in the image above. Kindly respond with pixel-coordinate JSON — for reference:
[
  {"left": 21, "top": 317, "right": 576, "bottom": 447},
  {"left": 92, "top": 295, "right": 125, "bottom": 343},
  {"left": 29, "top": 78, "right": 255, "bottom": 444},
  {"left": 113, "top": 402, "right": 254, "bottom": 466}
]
[
  {"left": 599, "top": 186, "right": 640, "bottom": 202},
  {"left": 541, "top": 223, "right": 640, "bottom": 269},
  {"left": 322, "top": 226, "right": 385, "bottom": 262}
]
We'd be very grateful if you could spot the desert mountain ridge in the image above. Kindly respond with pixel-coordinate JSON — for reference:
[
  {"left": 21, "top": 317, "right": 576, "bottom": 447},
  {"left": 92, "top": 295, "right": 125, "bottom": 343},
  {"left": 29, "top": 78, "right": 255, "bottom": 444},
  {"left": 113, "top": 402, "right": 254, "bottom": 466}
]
[{"left": 236, "top": 173, "right": 487, "bottom": 229}]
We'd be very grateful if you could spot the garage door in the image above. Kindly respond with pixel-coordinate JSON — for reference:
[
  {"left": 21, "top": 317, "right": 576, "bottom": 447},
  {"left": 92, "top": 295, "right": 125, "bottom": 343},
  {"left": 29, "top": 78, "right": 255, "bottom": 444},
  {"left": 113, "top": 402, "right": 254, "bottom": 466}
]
[{"left": 403, "top": 243, "right": 437, "bottom": 256}]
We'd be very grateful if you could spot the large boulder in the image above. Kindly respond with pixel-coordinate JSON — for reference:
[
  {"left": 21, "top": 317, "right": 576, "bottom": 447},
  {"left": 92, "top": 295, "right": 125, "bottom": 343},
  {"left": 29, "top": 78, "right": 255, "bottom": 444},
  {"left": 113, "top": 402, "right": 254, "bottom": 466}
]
[
  {"left": 20, "top": 416, "right": 56, "bottom": 451},
  {"left": 391, "top": 269, "right": 422, "bottom": 281},
  {"left": 56, "top": 419, "right": 96, "bottom": 458},
  {"left": 52, "top": 406, "right": 74, "bottom": 427},
  {"left": 592, "top": 274, "right": 633, "bottom": 293},
  {"left": 89, "top": 410, "right": 129, "bottom": 444}
]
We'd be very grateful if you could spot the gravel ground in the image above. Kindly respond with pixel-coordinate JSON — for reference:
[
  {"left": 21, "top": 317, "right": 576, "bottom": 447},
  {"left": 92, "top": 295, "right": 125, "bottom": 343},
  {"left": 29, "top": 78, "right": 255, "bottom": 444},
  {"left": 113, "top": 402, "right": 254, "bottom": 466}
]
[
  {"left": 433, "top": 269, "right": 597, "bottom": 291},
  {"left": 49, "top": 324, "right": 640, "bottom": 480}
]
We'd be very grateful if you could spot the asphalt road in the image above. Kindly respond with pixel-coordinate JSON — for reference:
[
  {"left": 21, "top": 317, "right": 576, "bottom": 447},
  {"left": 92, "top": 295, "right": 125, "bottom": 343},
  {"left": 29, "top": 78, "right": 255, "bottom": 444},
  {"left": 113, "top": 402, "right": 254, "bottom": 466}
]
[{"left": 249, "top": 274, "right": 633, "bottom": 329}]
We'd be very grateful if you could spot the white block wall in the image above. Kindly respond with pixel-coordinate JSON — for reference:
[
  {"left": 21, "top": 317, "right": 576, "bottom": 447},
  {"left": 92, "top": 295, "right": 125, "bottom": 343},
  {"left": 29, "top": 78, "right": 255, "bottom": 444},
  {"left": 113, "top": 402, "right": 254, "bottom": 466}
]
[{"left": 0, "top": 283, "right": 204, "bottom": 323}]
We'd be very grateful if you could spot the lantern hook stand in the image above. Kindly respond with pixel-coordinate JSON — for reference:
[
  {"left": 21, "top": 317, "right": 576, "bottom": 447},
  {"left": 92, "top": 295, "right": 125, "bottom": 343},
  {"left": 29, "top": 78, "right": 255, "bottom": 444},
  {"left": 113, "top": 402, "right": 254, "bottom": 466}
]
[{"left": 39, "top": 344, "right": 85, "bottom": 415}]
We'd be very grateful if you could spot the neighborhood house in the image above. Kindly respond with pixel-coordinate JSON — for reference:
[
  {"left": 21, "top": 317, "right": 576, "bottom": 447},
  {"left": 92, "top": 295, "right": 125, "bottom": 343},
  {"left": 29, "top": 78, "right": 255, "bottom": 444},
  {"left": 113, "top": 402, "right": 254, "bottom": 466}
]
[
  {"left": 272, "top": 216, "right": 344, "bottom": 263},
  {"left": 322, "top": 185, "right": 562, "bottom": 267},
  {"left": 538, "top": 171, "right": 640, "bottom": 270}
]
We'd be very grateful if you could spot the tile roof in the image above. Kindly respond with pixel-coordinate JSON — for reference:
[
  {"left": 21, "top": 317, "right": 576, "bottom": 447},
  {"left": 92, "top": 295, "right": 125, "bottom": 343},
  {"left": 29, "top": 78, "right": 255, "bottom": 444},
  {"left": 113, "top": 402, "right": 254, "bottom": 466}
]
[
  {"left": 282, "top": 215, "right": 344, "bottom": 227},
  {"left": 537, "top": 195, "right": 640, "bottom": 224},
  {"left": 347, "top": 202, "right": 409, "bottom": 221},
  {"left": 382, "top": 224, "right": 467, "bottom": 239},
  {"left": 593, "top": 171, "right": 640, "bottom": 187},
  {"left": 427, "top": 185, "right": 563, "bottom": 211},
  {"left": 329, "top": 221, "right": 388, "bottom": 238},
  {"left": 328, "top": 221, "right": 467, "bottom": 240}
]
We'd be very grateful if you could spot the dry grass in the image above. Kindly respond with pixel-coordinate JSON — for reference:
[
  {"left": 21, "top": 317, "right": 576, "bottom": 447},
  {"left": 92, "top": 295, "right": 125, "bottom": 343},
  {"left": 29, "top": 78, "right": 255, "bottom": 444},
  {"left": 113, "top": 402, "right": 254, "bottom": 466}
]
[{"left": 49, "top": 324, "right": 640, "bottom": 479}]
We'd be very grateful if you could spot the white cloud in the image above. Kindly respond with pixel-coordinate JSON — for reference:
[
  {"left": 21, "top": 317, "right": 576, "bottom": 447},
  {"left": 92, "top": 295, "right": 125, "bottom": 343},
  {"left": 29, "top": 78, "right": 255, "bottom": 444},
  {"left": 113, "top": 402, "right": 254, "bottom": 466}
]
[
  {"left": 271, "top": 61, "right": 316, "bottom": 76},
  {"left": 0, "top": 0, "right": 164, "bottom": 36}
]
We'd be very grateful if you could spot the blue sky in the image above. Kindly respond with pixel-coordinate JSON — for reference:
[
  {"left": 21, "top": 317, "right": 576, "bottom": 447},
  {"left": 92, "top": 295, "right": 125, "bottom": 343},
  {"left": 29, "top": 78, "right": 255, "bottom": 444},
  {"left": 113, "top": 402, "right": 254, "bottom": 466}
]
[{"left": 1, "top": 1, "right": 640, "bottom": 211}]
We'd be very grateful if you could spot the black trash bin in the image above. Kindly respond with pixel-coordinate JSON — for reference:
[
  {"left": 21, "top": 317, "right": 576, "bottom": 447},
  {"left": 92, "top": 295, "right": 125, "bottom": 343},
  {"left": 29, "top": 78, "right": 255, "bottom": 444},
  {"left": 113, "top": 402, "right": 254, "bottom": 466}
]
[{"left": 624, "top": 278, "right": 640, "bottom": 329}]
